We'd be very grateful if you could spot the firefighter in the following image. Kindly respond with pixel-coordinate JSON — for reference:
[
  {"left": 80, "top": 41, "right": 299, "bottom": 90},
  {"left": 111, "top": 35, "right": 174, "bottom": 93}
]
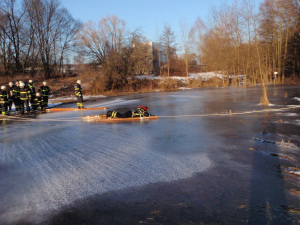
[
  {"left": 0, "top": 85, "right": 9, "bottom": 115},
  {"left": 13, "top": 81, "right": 21, "bottom": 111},
  {"left": 106, "top": 106, "right": 150, "bottom": 118},
  {"left": 32, "top": 92, "right": 43, "bottom": 110},
  {"left": 36, "top": 92, "right": 43, "bottom": 110},
  {"left": 7, "top": 82, "right": 15, "bottom": 111},
  {"left": 39, "top": 81, "right": 50, "bottom": 108},
  {"left": 27, "top": 79, "right": 36, "bottom": 105},
  {"left": 132, "top": 105, "right": 150, "bottom": 117},
  {"left": 75, "top": 80, "right": 84, "bottom": 109},
  {"left": 19, "top": 82, "right": 31, "bottom": 114}
]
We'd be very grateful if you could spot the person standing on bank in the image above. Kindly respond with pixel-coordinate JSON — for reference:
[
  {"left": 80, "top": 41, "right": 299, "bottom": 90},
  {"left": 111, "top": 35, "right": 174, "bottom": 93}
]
[
  {"left": 39, "top": 81, "right": 50, "bottom": 108},
  {"left": 7, "top": 82, "right": 15, "bottom": 111},
  {"left": 13, "top": 81, "right": 21, "bottom": 111},
  {"left": 19, "top": 82, "right": 31, "bottom": 114},
  {"left": 32, "top": 92, "right": 43, "bottom": 110},
  {"left": 27, "top": 80, "right": 36, "bottom": 106},
  {"left": 75, "top": 80, "right": 84, "bottom": 109},
  {"left": 0, "top": 85, "right": 9, "bottom": 115}
]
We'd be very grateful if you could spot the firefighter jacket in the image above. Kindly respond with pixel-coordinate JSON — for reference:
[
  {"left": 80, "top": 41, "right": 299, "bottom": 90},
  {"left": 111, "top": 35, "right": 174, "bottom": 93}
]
[
  {"left": 132, "top": 107, "right": 150, "bottom": 117},
  {"left": 32, "top": 96, "right": 43, "bottom": 107},
  {"left": 74, "top": 83, "right": 82, "bottom": 97},
  {"left": 27, "top": 83, "right": 36, "bottom": 96},
  {"left": 39, "top": 85, "right": 50, "bottom": 97},
  {"left": 20, "top": 86, "right": 31, "bottom": 100},
  {"left": 37, "top": 96, "right": 43, "bottom": 107},
  {"left": 12, "top": 85, "right": 20, "bottom": 99},
  {"left": 0, "top": 90, "right": 9, "bottom": 104},
  {"left": 7, "top": 85, "right": 15, "bottom": 100}
]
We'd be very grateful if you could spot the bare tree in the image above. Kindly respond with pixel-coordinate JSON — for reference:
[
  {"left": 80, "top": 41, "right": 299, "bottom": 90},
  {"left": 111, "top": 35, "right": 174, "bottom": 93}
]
[
  {"left": 190, "top": 17, "right": 206, "bottom": 68},
  {"left": 77, "top": 15, "right": 151, "bottom": 90},
  {"left": 0, "top": 11, "right": 9, "bottom": 74},
  {"left": 160, "top": 23, "right": 176, "bottom": 77},
  {"left": 56, "top": 8, "right": 81, "bottom": 76},
  {"left": 23, "top": 0, "right": 80, "bottom": 78},
  {"left": 76, "top": 15, "right": 127, "bottom": 64},
  {"left": 180, "top": 19, "right": 191, "bottom": 77},
  {"left": 0, "top": 0, "right": 26, "bottom": 73}
]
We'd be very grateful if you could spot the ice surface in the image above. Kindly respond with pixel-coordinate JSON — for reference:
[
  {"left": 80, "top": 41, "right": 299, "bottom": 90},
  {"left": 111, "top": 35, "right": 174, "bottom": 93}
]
[
  {"left": 0, "top": 86, "right": 299, "bottom": 224},
  {"left": 0, "top": 95, "right": 215, "bottom": 224}
]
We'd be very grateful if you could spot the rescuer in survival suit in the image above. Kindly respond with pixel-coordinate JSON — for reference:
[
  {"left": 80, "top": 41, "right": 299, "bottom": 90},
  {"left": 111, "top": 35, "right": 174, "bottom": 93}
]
[
  {"left": 75, "top": 80, "right": 84, "bottom": 109},
  {"left": 106, "top": 106, "right": 151, "bottom": 118}
]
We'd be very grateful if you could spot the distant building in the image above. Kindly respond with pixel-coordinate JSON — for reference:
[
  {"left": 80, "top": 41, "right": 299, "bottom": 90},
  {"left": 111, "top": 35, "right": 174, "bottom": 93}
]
[{"left": 132, "top": 41, "right": 177, "bottom": 75}]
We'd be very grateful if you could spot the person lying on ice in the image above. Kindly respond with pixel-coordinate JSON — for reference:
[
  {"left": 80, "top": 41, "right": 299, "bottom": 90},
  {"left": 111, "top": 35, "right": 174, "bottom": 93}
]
[{"left": 106, "top": 106, "right": 151, "bottom": 118}]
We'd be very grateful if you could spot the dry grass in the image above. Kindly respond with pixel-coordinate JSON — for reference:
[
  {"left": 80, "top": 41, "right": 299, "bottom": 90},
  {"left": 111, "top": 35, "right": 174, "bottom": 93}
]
[
  {"left": 1, "top": 71, "right": 299, "bottom": 98},
  {"left": 203, "top": 77, "right": 225, "bottom": 87},
  {"left": 284, "top": 77, "right": 300, "bottom": 85},
  {"left": 188, "top": 78, "right": 203, "bottom": 88}
]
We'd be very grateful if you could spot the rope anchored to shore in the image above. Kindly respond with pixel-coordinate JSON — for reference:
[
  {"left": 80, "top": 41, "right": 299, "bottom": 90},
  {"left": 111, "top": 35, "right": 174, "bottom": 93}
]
[
  {"left": 1, "top": 105, "right": 299, "bottom": 122},
  {"left": 159, "top": 105, "right": 300, "bottom": 118}
]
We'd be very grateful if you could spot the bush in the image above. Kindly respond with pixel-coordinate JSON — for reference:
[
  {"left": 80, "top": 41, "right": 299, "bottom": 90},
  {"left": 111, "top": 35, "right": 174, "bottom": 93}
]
[
  {"left": 158, "top": 78, "right": 179, "bottom": 91},
  {"left": 188, "top": 78, "right": 203, "bottom": 88},
  {"left": 203, "top": 77, "right": 224, "bottom": 87}
]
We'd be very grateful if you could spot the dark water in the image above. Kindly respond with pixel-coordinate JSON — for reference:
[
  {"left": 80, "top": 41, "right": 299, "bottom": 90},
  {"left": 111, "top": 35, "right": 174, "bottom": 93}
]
[{"left": 0, "top": 86, "right": 299, "bottom": 224}]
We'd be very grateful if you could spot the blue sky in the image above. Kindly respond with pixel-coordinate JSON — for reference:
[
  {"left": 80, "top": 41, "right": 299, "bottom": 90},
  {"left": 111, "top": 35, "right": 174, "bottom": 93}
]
[{"left": 62, "top": 0, "right": 262, "bottom": 43}]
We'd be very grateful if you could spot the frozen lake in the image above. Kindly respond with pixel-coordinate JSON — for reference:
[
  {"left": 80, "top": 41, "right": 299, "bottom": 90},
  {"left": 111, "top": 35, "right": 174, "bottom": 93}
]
[{"left": 0, "top": 86, "right": 300, "bottom": 224}]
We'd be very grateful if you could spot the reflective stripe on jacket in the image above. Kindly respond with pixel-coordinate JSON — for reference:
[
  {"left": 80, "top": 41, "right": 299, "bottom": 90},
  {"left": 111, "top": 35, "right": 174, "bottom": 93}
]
[
  {"left": 39, "top": 86, "right": 50, "bottom": 96},
  {"left": 12, "top": 86, "right": 20, "bottom": 98},
  {"left": 20, "top": 87, "right": 31, "bottom": 100},
  {"left": 112, "top": 111, "right": 117, "bottom": 118},
  {"left": 75, "top": 84, "right": 82, "bottom": 96},
  {"left": 0, "top": 90, "right": 9, "bottom": 104}
]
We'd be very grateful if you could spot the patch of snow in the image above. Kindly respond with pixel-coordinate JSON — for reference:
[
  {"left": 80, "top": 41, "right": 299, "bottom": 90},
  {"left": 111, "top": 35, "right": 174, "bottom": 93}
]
[
  {"left": 135, "top": 72, "right": 240, "bottom": 82},
  {"left": 178, "top": 87, "right": 192, "bottom": 90},
  {"left": 276, "top": 113, "right": 298, "bottom": 117},
  {"left": 293, "top": 97, "right": 300, "bottom": 102}
]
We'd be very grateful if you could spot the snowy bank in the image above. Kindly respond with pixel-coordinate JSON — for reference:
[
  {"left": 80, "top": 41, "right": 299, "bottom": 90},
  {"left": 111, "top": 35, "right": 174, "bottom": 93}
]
[{"left": 135, "top": 72, "right": 243, "bottom": 82}]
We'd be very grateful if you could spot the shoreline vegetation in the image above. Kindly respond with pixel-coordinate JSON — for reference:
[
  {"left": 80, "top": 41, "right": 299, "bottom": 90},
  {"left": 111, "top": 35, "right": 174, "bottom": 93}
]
[{"left": 2, "top": 71, "right": 299, "bottom": 105}]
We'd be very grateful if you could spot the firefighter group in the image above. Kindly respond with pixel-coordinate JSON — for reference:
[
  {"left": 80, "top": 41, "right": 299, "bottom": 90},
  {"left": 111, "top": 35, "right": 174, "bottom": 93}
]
[{"left": 0, "top": 80, "right": 51, "bottom": 115}]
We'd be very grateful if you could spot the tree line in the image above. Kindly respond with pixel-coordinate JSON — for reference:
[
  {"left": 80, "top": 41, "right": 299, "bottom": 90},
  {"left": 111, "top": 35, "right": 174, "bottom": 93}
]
[
  {"left": 0, "top": 0, "right": 299, "bottom": 90},
  {"left": 0, "top": 0, "right": 81, "bottom": 78},
  {"left": 197, "top": 0, "right": 299, "bottom": 86}
]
